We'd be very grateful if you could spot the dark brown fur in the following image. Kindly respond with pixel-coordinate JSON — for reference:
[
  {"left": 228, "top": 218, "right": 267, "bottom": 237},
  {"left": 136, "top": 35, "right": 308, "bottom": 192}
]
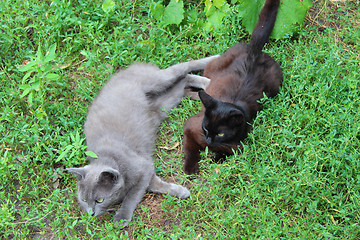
[{"left": 183, "top": 0, "right": 283, "bottom": 174}]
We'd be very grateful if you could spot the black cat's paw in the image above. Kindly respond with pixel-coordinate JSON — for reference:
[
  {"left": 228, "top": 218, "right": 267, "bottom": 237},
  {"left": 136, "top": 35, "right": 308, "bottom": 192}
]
[
  {"left": 183, "top": 163, "right": 199, "bottom": 175},
  {"left": 212, "top": 153, "right": 229, "bottom": 163}
]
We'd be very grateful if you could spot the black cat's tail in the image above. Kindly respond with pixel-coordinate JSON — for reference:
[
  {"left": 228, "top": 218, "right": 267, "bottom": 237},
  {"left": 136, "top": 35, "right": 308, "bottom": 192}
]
[{"left": 248, "top": 0, "right": 280, "bottom": 57}]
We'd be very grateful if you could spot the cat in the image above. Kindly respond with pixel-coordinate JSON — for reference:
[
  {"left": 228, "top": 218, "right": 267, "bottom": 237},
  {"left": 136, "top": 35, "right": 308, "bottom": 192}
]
[
  {"left": 182, "top": 0, "right": 283, "bottom": 175},
  {"left": 67, "top": 55, "right": 218, "bottom": 227}
]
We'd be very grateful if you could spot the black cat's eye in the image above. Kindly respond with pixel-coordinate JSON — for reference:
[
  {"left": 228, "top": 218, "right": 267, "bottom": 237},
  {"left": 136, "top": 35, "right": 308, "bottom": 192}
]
[
  {"left": 217, "top": 133, "right": 224, "bottom": 137},
  {"left": 95, "top": 198, "right": 104, "bottom": 203}
]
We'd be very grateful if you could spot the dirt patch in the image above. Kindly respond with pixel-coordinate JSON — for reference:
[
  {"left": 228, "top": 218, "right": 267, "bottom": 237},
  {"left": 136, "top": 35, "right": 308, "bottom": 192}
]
[
  {"left": 305, "top": 0, "right": 359, "bottom": 31},
  {"left": 124, "top": 193, "right": 183, "bottom": 238}
]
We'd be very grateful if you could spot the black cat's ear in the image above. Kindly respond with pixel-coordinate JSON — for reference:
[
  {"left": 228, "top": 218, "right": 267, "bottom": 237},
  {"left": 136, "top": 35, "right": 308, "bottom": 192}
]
[
  {"left": 98, "top": 168, "right": 121, "bottom": 188},
  {"left": 229, "top": 109, "right": 245, "bottom": 125},
  {"left": 199, "top": 91, "right": 217, "bottom": 109},
  {"left": 67, "top": 167, "right": 87, "bottom": 181}
]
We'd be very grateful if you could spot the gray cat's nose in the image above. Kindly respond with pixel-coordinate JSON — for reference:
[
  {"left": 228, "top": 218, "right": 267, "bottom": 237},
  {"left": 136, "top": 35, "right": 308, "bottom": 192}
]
[{"left": 88, "top": 209, "right": 95, "bottom": 216}]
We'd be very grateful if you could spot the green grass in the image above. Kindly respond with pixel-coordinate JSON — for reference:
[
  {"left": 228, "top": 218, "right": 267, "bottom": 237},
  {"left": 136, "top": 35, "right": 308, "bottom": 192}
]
[{"left": 1, "top": 0, "right": 359, "bottom": 239}]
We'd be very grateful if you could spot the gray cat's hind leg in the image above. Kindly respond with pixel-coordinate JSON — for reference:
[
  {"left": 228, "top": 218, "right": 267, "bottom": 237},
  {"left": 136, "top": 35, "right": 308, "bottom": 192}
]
[
  {"left": 165, "top": 55, "right": 220, "bottom": 75},
  {"left": 148, "top": 175, "right": 190, "bottom": 199},
  {"left": 185, "top": 74, "right": 210, "bottom": 89}
]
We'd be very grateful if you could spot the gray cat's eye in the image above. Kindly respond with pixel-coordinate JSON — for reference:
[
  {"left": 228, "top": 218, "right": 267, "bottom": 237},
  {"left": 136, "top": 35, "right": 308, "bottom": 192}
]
[
  {"left": 95, "top": 198, "right": 104, "bottom": 203},
  {"left": 82, "top": 199, "right": 87, "bottom": 202}
]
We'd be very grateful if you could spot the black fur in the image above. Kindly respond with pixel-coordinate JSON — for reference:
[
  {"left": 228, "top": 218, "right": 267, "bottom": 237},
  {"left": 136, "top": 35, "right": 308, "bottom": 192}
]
[{"left": 183, "top": 0, "right": 282, "bottom": 174}]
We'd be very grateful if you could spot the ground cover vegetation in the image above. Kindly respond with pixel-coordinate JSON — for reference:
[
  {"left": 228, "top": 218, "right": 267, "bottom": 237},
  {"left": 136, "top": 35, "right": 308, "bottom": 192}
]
[{"left": 0, "top": 0, "right": 359, "bottom": 238}]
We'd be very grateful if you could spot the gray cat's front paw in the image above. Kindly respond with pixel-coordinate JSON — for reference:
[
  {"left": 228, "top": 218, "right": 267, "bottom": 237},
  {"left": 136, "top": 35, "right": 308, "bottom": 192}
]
[{"left": 113, "top": 215, "right": 130, "bottom": 229}]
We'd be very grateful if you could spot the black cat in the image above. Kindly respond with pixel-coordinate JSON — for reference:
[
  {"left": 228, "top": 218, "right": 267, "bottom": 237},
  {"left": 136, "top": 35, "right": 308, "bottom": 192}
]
[{"left": 183, "top": 0, "right": 283, "bottom": 174}]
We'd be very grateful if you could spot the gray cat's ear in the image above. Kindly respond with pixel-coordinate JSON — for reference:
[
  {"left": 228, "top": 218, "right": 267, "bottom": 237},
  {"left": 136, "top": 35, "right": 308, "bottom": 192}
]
[
  {"left": 67, "top": 167, "right": 87, "bottom": 181},
  {"left": 199, "top": 91, "right": 217, "bottom": 109},
  {"left": 98, "top": 169, "right": 122, "bottom": 188}
]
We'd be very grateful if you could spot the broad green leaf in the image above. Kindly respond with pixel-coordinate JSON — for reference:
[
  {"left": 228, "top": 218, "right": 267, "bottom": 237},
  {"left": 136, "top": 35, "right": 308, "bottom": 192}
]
[
  {"left": 44, "top": 44, "right": 57, "bottom": 63},
  {"left": 32, "top": 81, "right": 41, "bottom": 91},
  {"left": 272, "top": 0, "right": 313, "bottom": 39},
  {"left": 85, "top": 151, "right": 98, "bottom": 159},
  {"left": 75, "top": 131, "right": 81, "bottom": 144},
  {"left": 206, "top": 6, "right": 227, "bottom": 29},
  {"left": 18, "top": 61, "right": 37, "bottom": 72},
  {"left": 19, "top": 84, "right": 31, "bottom": 98},
  {"left": 150, "top": 2, "right": 165, "bottom": 21},
  {"left": 70, "top": 132, "right": 76, "bottom": 142},
  {"left": 45, "top": 73, "right": 59, "bottom": 80},
  {"left": 205, "top": 0, "right": 212, "bottom": 12},
  {"left": 22, "top": 71, "right": 32, "bottom": 83},
  {"left": 28, "top": 91, "right": 33, "bottom": 106},
  {"left": 102, "top": 0, "right": 115, "bottom": 13},
  {"left": 213, "top": 0, "right": 227, "bottom": 9},
  {"left": 36, "top": 44, "right": 42, "bottom": 60},
  {"left": 235, "top": 0, "right": 264, "bottom": 34},
  {"left": 163, "top": 0, "right": 184, "bottom": 26},
  {"left": 205, "top": 3, "right": 230, "bottom": 30}
]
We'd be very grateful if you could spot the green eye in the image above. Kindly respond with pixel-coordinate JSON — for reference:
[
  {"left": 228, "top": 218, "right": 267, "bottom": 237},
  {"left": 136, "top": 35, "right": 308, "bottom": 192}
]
[
  {"left": 217, "top": 133, "right": 224, "bottom": 137},
  {"left": 96, "top": 198, "right": 104, "bottom": 203},
  {"left": 82, "top": 199, "right": 87, "bottom": 202}
]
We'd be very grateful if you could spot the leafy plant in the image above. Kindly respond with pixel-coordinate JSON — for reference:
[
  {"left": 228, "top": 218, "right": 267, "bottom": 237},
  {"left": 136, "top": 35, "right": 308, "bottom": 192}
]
[
  {"left": 150, "top": 0, "right": 313, "bottom": 39},
  {"left": 18, "top": 43, "right": 60, "bottom": 107},
  {"left": 56, "top": 130, "right": 98, "bottom": 166},
  {"left": 102, "top": 0, "right": 115, "bottom": 13},
  {"left": 204, "top": 0, "right": 231, "bottom": 31},
  {"left": 150, "top": 0, "right": 185, "bottom": 26}
]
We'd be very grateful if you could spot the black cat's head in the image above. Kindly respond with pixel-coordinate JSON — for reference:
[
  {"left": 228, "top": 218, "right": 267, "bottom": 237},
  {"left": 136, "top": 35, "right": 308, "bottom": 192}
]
[{"left": 199, "top": 91, "right": 249, "bottom": 147}]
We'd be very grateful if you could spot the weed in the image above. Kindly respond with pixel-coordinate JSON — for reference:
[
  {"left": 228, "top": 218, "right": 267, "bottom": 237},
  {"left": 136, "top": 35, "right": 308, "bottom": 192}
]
[{"left": 18, "top": 43, "right": 60, "bottom": 107}]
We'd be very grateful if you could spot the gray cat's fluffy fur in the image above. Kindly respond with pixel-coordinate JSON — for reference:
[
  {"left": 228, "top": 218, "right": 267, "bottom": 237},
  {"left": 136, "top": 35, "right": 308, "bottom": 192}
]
[{"left": 67, "top": 55, "right": 218, "bottom": 227}]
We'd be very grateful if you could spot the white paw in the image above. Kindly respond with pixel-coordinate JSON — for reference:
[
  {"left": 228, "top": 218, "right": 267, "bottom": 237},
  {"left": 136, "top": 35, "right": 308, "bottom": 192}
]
[
  {"left": 172, "top": 184, "right": 190, "bottom": 199},
  {"left": 179, "top": 187, "right": 191, "bottom": 199}
]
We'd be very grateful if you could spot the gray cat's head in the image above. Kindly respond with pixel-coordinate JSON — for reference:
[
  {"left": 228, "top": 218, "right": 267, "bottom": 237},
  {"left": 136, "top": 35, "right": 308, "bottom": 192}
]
[{"left": 67, "top": 165, "right": 125, "bottom": 216}]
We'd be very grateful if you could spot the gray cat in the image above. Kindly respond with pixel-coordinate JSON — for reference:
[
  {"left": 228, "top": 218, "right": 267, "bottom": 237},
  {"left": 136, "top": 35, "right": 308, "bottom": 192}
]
[{"left": 67, "top": 55, "right": 218, "bottom": 227}]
